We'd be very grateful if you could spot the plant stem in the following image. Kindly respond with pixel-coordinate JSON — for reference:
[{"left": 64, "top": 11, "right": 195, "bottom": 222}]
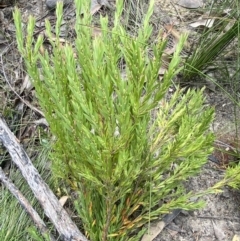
[{"left": 102, "top": 194, "right": 114, "bottom": 241}]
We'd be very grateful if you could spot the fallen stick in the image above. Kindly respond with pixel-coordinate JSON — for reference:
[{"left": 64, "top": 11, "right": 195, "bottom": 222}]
[
  {"left": 0, "top": 167, "right": 56, "bottom": 241},
  {"left": 0, "top": 117, "right": 89, "bottom": 241}
]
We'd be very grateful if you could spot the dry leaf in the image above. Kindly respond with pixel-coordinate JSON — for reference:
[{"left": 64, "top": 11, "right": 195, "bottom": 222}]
[
  {"left": 20, "top": 74, "right": 33, "bottom": 94},
  {"left": 164, "top": 24, "right": 181, "bottom": 40},
  {"left": 33, "top": 118, "right": 49, "bottom": 127},
  {"left": 232, "top": 234, "right": 240, "bottom": 241},
  {"left": 223, "top": 21, "right": 236, "bottom": 33},
  {"left": 141, "top": 220, "right": 165, "bottom": 241},
  {"left": 39, "top": 45, "right": 45, "bottom": 55},
  {"left": 164, "top": 24, "right": 190, "bottom": 50},
  {"left": 189, "top": 19, "right": 215, "bottom": 28},
  {"left": 91, "top": 0, "right": 102, "bottom": 15},
  {"left": 59, "top": 196, "right": 69, "bottom": 207},
  {"left": 92, "top": 27, "right": 102, "bottom": 38},
  {"left": 158, "top": 66, "right": 167, "bottom": 76},
  {"left": 50, "top": 37, "right": 67, "bottom": 43}
]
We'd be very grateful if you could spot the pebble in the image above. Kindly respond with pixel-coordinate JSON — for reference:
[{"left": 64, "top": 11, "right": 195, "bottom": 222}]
[{"left": 46, "top": 0, "right": 72, "bottom": 9}]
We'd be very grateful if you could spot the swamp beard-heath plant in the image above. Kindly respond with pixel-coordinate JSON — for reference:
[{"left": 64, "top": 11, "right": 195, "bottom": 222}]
[{"left": 13, "top": 0, "right": 217, "bottom": 240}]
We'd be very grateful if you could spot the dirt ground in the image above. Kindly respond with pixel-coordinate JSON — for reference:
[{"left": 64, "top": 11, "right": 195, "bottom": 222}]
[
  {"left": 0, "top": 0, "right": 240, "bottom": 241},
  {"left": 157, "top": 165, "right": 240, "bottom": 241}
]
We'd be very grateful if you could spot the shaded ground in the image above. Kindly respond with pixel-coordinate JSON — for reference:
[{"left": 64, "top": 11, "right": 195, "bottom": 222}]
[{"left": 0, "top": 0, "right": 240, "bottom": 241}]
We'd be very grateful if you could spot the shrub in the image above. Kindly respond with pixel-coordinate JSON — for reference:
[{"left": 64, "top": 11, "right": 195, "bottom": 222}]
[{"left": 14, "top": 0, "right": 216, "bottom": 240}]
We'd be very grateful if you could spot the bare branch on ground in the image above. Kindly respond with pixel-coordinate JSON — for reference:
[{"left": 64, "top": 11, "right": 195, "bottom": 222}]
[{"left": 0, "top": 117, "right": 89, "bottom": 241}]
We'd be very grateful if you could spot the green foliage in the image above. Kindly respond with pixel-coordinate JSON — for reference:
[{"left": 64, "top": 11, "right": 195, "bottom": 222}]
[
  {"left": 0, "top": 147, "right": 54, "bottom": 241},
  {"left": 0, "top": 187, "right": 30, "bottom": 241},
  {"left": 225, "top": 164, "right": 240, "bottom": 189},
  {"left": 27, "top": 226, "right": 52, "bottom": 241},
  {"left": 13, "top": 0, "right": 216, "bottom": 240}
]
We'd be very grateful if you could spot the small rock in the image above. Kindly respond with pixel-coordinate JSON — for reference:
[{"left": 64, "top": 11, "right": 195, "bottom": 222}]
[
  {"left": 177, "top": 0, "right": 203, "bottom": 9},
  {"left": 212, "top": 221, "right": 226, "bottom": 241},
  {"left": 220, "top": 188, "right": 231, "bottom": 198},
  {"left": 46, "top": 0, "right": 72, "bottom": 9}
]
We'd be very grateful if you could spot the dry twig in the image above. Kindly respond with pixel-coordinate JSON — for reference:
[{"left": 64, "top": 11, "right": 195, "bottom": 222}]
[{"left": 0, "top": 117, "right": 88, "bottom": 241}]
